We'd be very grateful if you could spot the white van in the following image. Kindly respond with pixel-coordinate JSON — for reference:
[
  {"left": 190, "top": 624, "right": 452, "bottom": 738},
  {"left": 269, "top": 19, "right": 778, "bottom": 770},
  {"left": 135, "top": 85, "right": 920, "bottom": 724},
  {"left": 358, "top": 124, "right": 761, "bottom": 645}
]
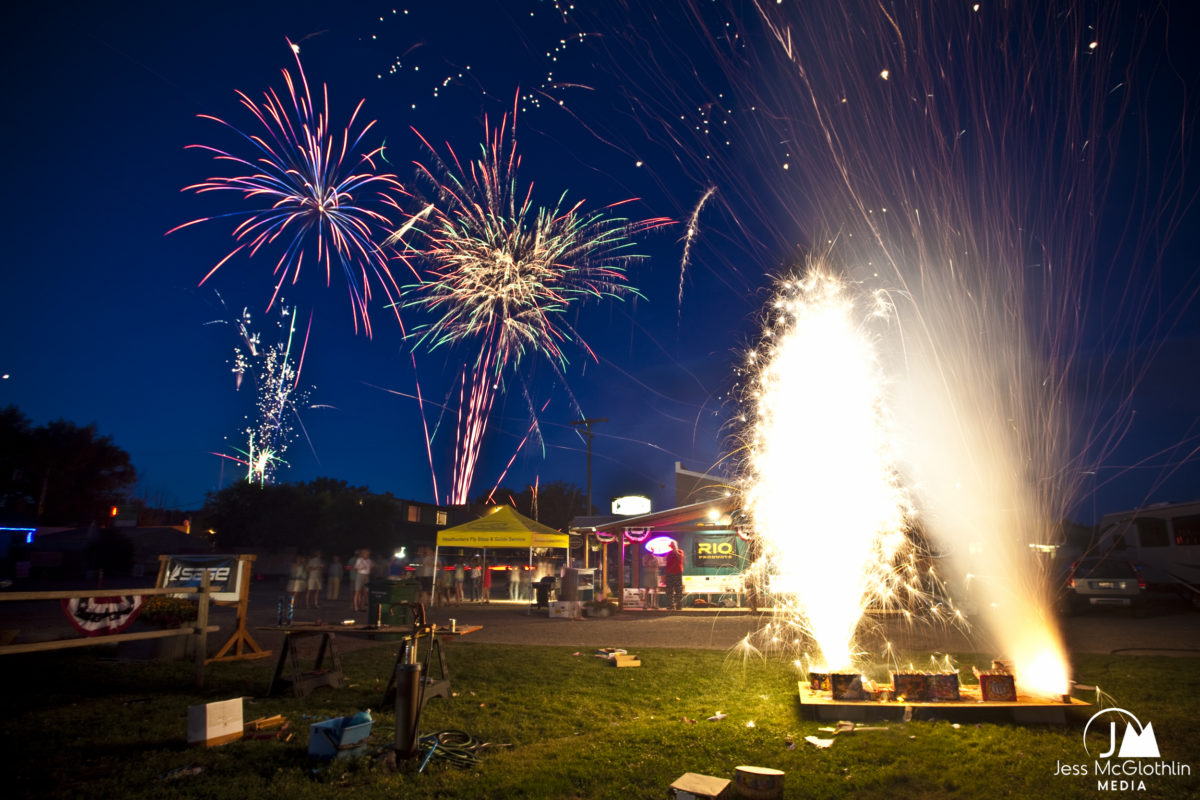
[{"left": 1096, "top": 500, "right": 1200, "bottom": 607}]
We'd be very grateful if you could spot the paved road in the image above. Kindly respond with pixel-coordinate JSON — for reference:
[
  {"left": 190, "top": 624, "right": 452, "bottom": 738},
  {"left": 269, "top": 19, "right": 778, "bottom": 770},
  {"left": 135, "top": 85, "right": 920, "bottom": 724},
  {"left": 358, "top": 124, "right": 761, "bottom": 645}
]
[{"left": 3, "top": 580, "right": 1196, "bottom": 660}]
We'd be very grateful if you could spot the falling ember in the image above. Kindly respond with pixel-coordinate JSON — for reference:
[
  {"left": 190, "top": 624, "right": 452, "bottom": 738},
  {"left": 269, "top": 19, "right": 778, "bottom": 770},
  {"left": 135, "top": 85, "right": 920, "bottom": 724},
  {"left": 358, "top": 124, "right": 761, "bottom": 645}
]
[{"left": 742, "top": 267, "right": 910, "bottom": 671}]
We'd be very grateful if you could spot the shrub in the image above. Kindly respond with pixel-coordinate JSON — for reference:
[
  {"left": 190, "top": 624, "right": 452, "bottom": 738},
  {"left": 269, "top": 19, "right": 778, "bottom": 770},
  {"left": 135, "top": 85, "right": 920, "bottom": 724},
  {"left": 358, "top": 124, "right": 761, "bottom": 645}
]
[{"left": 139, "top": 595, "right": 198, "bottom": 628}]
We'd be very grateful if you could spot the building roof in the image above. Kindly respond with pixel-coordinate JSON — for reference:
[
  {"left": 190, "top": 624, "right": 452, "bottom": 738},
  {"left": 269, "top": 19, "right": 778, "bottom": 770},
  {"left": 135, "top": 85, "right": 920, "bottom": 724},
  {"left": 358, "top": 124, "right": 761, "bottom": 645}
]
[{"left": 573, "top": 496, "right": 740, "bottom": 534}]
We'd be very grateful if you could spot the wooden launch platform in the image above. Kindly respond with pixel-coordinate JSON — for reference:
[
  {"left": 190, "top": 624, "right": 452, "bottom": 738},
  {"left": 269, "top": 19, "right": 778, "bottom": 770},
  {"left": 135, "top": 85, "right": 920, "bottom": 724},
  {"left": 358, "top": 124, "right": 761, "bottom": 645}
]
[{"left": 798, "top": 682, "right": 1089, "bottom": 724}]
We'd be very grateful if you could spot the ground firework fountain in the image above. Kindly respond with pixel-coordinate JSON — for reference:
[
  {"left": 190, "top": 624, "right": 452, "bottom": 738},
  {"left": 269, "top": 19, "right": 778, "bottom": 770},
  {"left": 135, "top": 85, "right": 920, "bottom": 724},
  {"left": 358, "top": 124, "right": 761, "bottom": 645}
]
[{"left": 740, "top": 268, "right": 920, "bottom": 673}]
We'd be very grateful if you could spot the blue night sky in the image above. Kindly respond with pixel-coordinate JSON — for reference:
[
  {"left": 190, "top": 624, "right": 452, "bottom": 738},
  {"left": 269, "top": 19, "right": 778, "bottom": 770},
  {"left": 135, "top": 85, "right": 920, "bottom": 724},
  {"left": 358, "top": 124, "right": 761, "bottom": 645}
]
[{"left": 2, "top": 1, "right": 1197, "bottom": 522}]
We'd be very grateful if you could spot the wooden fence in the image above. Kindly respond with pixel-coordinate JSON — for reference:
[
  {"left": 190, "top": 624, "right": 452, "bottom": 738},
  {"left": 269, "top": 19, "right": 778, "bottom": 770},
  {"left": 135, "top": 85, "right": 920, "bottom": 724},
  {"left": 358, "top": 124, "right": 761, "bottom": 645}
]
[{"left": 0, "top": 572, "right": 217, "bottom": 687}]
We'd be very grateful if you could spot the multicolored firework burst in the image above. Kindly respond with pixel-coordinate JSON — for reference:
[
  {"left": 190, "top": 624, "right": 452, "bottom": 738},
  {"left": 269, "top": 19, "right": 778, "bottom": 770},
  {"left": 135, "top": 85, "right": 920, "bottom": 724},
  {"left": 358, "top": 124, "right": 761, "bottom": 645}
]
[
  {"left": 403, "top": 104, "right": 669, "bottom": 503},
  {"left": 169, "top": 40, "right": 411, "bottom": 338},
  {"left": 211, "top": 300, "right": 316, "bottom": 486}
]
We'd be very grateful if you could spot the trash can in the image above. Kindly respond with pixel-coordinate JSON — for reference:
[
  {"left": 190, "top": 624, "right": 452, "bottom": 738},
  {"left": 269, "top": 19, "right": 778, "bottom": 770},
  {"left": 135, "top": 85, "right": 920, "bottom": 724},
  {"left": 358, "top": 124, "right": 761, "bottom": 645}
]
[
  {"left": 534, "top": 576, "right": 557, "bottom": 609},
  {"left": 367, "top": 579, "right": 418, "bottom": 638}
]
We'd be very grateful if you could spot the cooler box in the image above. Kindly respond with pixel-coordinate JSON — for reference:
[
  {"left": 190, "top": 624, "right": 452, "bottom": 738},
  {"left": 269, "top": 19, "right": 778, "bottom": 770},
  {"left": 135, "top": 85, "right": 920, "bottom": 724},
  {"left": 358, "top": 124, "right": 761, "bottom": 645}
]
[{"left": 308, "top": 716, "right": 373, "bottom": 760}]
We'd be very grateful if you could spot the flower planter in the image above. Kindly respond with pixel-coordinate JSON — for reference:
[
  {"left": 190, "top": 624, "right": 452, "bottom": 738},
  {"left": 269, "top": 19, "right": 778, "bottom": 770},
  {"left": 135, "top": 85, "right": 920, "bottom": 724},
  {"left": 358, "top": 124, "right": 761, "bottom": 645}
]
[{"left": 116, "top": 623, "right": 197, "bottom": 662}]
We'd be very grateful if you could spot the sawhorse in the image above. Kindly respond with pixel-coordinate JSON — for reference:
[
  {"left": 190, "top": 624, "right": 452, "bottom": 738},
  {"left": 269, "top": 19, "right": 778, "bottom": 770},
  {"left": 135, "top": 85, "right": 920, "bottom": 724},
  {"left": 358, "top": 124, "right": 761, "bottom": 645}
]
[{"left": 265, "top": 629, "right": 343, "bottom": 698}]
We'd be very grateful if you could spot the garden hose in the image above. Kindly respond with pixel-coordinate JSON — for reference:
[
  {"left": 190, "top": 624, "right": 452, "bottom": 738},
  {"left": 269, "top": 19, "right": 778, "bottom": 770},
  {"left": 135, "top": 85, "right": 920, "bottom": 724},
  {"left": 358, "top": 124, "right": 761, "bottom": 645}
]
[{"left": 417, "top": 729, "right": 510, "bottom": 770}]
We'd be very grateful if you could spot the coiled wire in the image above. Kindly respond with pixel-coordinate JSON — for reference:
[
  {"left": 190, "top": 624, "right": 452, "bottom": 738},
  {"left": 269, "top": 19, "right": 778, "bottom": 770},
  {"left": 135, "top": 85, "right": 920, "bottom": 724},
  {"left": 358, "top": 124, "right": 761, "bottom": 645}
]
[{"left": 417, "top": 729, "right": 510, "bottom": 771}]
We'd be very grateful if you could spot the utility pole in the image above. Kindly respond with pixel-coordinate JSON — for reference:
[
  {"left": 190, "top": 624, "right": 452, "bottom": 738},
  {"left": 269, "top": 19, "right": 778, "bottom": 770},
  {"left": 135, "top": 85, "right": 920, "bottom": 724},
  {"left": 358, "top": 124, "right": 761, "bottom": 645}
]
[{"left": 570, "top": 418, "right": 608, "bottom": 516}]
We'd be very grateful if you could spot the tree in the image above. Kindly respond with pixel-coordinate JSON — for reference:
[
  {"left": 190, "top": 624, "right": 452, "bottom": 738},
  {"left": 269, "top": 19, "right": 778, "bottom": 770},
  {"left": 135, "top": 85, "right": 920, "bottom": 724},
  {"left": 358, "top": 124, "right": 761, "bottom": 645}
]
[
  {"left": 0, "top": 406, "right": 137, "bottom": 525},
  {"left": 195, "top": 478, "right": 404, "bottom": 556}
]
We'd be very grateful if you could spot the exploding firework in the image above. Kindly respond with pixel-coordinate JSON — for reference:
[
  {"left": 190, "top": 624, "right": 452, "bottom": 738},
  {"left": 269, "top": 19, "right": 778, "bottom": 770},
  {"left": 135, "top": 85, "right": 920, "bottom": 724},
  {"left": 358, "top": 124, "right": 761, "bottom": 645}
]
[
  {"left": 211, "top": 301, "right": 317, "bottom": 486},
  {"left": 169, "top": 40, "right": 411, "bottom": 337},
  {"left": 403, "top": 104, "right": 668, "bottom": 503}
]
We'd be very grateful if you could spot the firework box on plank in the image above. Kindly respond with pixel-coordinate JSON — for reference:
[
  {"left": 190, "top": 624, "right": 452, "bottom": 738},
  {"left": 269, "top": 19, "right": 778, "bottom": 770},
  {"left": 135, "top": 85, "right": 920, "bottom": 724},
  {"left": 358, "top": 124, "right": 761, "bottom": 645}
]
[
  {"left": 830, "top": 673, "right": 867, "bottom": 701},
  {"left": 926, "top": 672, "right": 961, "bottom": 701},
  {"left": 670, "top": 772, "right": 732, "bottom": 799},
  {"left": 976, "top": 671, "right": 1017, "bottom": 702},
  {"left": 890, "top": 672, "right": 929, "bottom": 702},
  {"left": 187, "top": 698, "right": 243, "bottom": 747},
  {"left": 809, "top": 672, "right": 829, "bottom": 691},
  {"left": 549, "top": 600, "right": 582, "bottom": 619}
]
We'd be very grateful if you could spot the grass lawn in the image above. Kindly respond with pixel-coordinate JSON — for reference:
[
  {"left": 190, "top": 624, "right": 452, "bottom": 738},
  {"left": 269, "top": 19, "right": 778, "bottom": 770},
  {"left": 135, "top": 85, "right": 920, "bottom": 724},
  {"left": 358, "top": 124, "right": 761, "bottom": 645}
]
[{"left": 1, "top": 641, "right": 1196, "bottom": 799}]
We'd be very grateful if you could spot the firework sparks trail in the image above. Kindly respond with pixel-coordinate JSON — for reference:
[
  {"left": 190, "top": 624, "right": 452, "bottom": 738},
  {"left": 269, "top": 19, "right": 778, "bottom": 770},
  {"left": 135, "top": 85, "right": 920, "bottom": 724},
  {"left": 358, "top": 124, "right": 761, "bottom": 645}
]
[
  {"left": 210, "top": 300, "right": 318, "bottom": 486},
  {"left": 678, "top": 186, "right": 716, "bottom": 321},
  {"left": 486, "top": 398, "right": 553, "bottom": 500},
  {"left": 169, "top": 40, "right": 411, "bottom": 338},
  {"left": 404, "top": 101, "right": 669, "bottom": 503}
]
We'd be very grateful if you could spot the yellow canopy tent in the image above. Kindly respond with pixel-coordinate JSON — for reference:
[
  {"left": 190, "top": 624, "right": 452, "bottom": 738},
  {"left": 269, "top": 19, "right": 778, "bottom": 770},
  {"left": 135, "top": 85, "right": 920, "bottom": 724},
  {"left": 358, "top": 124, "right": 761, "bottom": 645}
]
[
  {"left": 434, "top": 506, "right": 570, "bottom": 608},
  {"left": 436, "top": 505, "right": 569, "bottom": 550}
]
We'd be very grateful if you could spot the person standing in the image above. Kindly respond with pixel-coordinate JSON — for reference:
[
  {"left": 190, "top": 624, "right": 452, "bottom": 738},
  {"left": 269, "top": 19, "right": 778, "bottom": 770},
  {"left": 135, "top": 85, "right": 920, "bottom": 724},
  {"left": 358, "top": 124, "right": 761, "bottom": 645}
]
[
  {"left": 305, "top": 550, "right": 325, "bottom": 609},
  {"left": 437, "top": 561, "right": 454, "bottom": 607},
  {"left": 286, "top": 556, "right": 306, "bottom": 612},
  {"left": 352, "top": 549, "right": 372, "bottom": 612},
  {"left": 519, "top": 563, "right": 532, "bottom": 602},
  {"left": 469, "top": 560, "right": 483, "bottom": 602},
  {"left": 508, "top": 565, "right": 520, "bottom": 601},
  {"left": 664, "top": 540, "right": 686, "bottom": 611},
  {"left": 641, "top": 551, "right": 661, "bottom": 610},
  {"left": 481, "top": 561, "right": 492, "bottom": 603},
  {"left": 453, "top": 560, "right": 466, "bottom": 605},
  {"left": 416, "top": 549, "right": 435, "bottom": 607},
  {"left": 326, "top": 555, "right": 343, "bottom": 601}
]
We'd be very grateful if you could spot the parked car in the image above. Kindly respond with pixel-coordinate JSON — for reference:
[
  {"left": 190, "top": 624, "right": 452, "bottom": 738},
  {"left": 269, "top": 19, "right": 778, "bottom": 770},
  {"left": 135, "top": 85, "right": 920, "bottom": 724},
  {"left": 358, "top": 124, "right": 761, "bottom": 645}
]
[
  {"left": 1096, "top": 500, "right": 1200, "bottom": 608},
  {"left": 1064, "top": 557, "right": 1146, "bottom": 616}
]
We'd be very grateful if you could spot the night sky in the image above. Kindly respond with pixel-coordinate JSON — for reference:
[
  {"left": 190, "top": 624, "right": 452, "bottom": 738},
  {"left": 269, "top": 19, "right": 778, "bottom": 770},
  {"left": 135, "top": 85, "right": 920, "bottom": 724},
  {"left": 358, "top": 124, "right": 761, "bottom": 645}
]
[{"left": 2, "top": 1, "right": 1197, "bottom": 522}]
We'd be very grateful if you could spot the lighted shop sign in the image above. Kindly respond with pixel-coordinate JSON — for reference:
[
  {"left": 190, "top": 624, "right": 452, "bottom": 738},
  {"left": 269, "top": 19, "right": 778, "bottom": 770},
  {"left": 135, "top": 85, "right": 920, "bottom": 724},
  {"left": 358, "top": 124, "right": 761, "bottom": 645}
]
[
  {"left": 612, "top": 495, "right": 652, "bottom": 516},
  {"left": 644, "top": 536, "right": 676, "bottom": 556}
]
